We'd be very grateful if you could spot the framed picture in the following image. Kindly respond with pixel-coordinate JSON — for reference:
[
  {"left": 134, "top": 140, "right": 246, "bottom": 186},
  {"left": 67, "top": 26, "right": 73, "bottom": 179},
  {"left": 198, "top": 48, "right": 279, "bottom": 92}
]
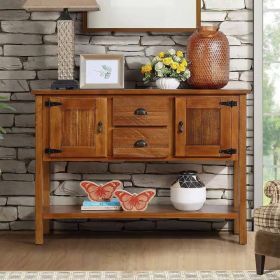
[
  {"left": 80, "top": 54, "right": 124, "bottom": 89},
  {"left": 83, "top": 0, "right": 201, "bottom": 32}
]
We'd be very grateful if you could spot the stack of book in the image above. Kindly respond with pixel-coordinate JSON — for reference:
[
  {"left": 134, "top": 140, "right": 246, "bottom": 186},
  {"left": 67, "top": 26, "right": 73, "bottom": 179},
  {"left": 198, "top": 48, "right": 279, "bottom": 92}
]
[{"left": 81, "top": 198, "right": 121, "bottom": 211}]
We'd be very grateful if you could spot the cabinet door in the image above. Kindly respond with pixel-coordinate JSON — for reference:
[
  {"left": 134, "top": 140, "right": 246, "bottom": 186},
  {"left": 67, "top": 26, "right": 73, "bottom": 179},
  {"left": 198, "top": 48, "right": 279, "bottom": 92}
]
[
  {"left": 175, "top": 96, "right": 238, "bottom": 158},
  {"left": 47, "top": 97, "right": 107, "bottom": 158}
]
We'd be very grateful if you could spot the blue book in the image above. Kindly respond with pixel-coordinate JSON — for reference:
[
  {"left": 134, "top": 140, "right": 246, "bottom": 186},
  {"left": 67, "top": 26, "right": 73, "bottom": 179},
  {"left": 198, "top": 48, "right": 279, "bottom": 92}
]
[{"left": 83, "top": 198, "right": 120, "bottom": 206}]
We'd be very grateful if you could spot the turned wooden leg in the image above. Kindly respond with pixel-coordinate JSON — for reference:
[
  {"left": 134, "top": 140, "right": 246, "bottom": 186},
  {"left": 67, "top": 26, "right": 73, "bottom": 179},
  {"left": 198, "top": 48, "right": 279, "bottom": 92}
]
[{"left": 255, "top": 254, "right": 265, "bottom": 275}]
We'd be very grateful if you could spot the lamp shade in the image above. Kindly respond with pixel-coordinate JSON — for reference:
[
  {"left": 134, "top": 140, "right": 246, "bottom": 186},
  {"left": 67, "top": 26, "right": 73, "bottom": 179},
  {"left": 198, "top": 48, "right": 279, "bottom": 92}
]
[{"left": 23, "top": 0, "right": 100, "bottom": 12}]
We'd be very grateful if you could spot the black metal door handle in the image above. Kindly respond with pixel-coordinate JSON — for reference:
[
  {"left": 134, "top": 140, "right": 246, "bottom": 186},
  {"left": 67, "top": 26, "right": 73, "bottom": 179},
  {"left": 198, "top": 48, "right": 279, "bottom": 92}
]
[
  {"left": 134, "top": 140, "right": 148, "bottom": 148},
  {"left": 178, "top": 121, "right": 184, "bottom": 133},
  {"left": 134, "top": 108, "right": 148, "bottom": 116}
]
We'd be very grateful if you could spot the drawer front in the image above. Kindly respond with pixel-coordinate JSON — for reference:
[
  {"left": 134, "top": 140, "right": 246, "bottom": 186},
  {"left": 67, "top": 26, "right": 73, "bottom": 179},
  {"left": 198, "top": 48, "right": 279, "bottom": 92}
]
[
  {"left": 113, "top": 97, "right": 170, "bottom": 126},
  {"left": 113, "top": 128, "right": 170, "bottom": 158}
]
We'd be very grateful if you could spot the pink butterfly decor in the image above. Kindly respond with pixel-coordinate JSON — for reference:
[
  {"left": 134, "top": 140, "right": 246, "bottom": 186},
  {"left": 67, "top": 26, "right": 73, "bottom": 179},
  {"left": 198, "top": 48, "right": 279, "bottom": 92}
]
[
  {"left": 114, "top": 189, "right": 156, "bottom": 211},
  {"left": 80, "top": 180, "right": 123, "bottom": 202}
]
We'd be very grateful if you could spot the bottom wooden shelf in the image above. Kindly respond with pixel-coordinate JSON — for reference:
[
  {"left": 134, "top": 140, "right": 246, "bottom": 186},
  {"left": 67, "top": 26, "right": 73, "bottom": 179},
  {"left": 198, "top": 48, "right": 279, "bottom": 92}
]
[{"left": 43, "top": 205, "right": 238, "bottom": 220}]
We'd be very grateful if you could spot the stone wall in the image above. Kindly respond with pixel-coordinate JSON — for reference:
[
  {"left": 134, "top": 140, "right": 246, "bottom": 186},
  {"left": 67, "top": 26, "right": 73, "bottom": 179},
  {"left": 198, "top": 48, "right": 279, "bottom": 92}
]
[{"left": 0, "top": 0, "right": 254, "bottom": 231}]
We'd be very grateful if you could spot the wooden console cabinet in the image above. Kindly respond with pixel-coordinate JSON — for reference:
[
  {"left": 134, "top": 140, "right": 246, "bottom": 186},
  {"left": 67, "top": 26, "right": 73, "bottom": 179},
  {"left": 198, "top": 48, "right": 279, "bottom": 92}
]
[{"left": 33, "top": 89, "right": 249, "bottom": 245}]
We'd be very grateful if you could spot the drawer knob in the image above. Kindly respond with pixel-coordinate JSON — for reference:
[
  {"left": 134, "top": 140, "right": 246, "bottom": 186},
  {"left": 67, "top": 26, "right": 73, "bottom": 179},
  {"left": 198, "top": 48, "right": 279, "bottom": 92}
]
[
  {"left": 134, "top": 139, "right": 148, "bottom": 148},
  {"left": 178, "top": 121, "right": 184, "bottom": 133},
  {"left": 97, "top": 121, "right": 103, "bottom": 133},
  {"left": 134, "top": 108, "right": 148, "bottom": 116}
]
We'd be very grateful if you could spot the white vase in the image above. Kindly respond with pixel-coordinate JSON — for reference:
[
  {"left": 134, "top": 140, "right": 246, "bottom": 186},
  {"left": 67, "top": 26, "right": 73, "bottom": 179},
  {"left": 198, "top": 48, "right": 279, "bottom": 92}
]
[
  {"left": 170, "top": 184, "right": 206, "bottom": 211},
  {"left": 156, "top": 78, "right": 180, "bottom": 90}
]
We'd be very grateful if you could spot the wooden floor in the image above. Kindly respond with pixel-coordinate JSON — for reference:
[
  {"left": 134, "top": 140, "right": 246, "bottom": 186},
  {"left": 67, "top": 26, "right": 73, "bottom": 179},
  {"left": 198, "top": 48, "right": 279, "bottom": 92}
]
[{"left": 0, "top": 231, "right": 279, "bottom": 271}]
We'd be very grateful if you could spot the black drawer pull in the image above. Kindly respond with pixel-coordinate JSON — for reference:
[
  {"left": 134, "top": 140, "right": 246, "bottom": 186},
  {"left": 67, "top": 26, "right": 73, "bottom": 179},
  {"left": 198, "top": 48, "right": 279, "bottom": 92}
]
[
  {"left": 134, "top": 108, "right": 148, "bottom": 116},
  {"left": 178, "top": 121, "right": 184, "bottom": 133},
  {"left": 97, "top": 121, "right": 103, "bottom": 133},
  {"left": 134, "top": 140, "right": 148, "bottom": 148}
]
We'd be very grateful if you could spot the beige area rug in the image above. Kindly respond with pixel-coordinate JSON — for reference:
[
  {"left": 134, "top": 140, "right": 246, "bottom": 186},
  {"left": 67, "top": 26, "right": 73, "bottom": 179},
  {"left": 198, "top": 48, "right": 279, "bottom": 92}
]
[{"left": 1, "top": 271, "right": 279, "bottom": 280}]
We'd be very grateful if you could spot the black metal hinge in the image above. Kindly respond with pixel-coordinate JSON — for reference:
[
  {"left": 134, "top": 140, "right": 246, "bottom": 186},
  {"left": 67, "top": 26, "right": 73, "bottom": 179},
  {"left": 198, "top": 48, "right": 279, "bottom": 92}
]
[
  {"left": 220, "top": 148, "right": 237, "bottom": 155},
  {"left": 45, "top": 101, "right": 63, "bottom": 107},
  {"left": 220, "top": 101, "right": 238, "bottom": 107},
  {"left": 45, "top": 148, "right": 63, "bottom": 155}
]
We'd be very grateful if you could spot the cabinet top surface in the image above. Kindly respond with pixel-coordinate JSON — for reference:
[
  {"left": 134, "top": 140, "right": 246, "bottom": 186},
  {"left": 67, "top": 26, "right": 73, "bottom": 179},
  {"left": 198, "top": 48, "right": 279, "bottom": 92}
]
[{"left": 32, "top": 89, "right": 250, "bottom": 96}]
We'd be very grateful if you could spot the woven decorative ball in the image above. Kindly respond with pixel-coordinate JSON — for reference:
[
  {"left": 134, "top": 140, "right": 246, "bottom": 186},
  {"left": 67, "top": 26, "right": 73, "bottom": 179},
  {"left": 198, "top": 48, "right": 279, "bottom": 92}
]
[{"left": 187, "top": 26, "right": 229, "bottom": 89}]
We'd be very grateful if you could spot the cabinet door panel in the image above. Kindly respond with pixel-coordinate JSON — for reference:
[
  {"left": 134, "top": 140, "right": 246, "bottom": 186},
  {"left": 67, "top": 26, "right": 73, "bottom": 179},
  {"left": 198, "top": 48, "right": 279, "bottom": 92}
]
[
  {"left": 48, "top": 97, "right": 107, "bottom": 158},
  {"left": 175, "top": 96, "right": 238, "bottom": 158},
  {"left": 186, "top": 108, "right": 220, "bottom": 145}
]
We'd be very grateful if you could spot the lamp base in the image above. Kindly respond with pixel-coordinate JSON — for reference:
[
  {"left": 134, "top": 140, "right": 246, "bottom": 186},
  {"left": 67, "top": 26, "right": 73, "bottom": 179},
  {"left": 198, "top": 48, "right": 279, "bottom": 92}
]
[{"left": 51, "top": 80, "right": 79, "bottom": 90}]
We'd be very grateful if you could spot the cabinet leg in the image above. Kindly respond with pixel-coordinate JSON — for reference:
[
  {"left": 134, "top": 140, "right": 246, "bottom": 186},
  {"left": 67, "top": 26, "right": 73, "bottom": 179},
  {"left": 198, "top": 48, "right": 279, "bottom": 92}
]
[
  {"left": 35, "top": 221, "right": 44, "bottom": 245},
  {"left": 43, "top": 221, "right": 50, "bottom": 234},
  {"left": 238, "top": 159, "right": 247, "bottom": 245},
  {"left": 35, "top": 160, "right": 45, "bottom": 244},
  {"left": 35, "top": 96, "right": 49, "bottom": 245},
  {"left": 35, "top": 167, "right": 45, "bottom": 245},
  {"left": 35, "top": 170, "right": 44, "bottom": 245},
  {"left": 238, "top": 95, "right": 247, "bottom": 245},
  {"left": 234, "top": 218, "right": 239, "bottom": 235},
  {"left": 233, "top": 161, "right": 239, "bottom": 235},
  {"left": 239, "top": 227, "right": 247, "bottom": 245},
  {"left": 43, "top": 163, "right": 50, "bottom": 235},
  {"left": 35, "top": 160, "right": 50, "bottom": 244}
]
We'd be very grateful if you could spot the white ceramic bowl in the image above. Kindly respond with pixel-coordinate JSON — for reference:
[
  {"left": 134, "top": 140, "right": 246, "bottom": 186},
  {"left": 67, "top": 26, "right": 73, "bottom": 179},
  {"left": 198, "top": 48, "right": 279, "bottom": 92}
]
[
  {"left": 170, "top": 187, "right": 206, "bottom": 211},
  {"left": 156, "top": 78, "right": 180, "bottom": 89}
]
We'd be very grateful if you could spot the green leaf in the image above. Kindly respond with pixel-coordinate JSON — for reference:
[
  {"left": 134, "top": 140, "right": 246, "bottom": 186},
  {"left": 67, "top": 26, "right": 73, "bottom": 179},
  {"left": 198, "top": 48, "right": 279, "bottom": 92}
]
[{"left": 0, "top": 103, "right": 16, "bottom": 111}]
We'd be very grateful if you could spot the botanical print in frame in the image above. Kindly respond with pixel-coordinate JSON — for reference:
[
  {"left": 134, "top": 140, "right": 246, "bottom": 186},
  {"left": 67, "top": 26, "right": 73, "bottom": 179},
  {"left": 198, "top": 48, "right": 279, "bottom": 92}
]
[{"left": 80, "top": 54, "right": 124, "bottom": 89}]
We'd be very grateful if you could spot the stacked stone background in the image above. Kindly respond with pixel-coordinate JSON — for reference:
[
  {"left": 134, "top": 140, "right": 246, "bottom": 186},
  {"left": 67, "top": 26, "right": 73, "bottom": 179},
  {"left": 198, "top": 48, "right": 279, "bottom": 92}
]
[{"left": 0, "top": 0, "right": 254, "bottom": 231}]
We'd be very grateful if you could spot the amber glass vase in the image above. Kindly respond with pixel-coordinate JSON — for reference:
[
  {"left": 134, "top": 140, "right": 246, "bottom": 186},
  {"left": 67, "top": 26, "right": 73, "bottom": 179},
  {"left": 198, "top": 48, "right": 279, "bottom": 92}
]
[{"left": 187, "top": 26, "right": 229, "bottom": 89}]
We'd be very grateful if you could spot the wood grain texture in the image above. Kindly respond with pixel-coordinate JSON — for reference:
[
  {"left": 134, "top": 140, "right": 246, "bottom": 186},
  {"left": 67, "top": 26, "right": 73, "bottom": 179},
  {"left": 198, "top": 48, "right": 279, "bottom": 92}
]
[
  {"left": 186, "top": 109, "right": 220, "bottom": 145},
  {"left": 32, "top": 89, "right": 250, "bottom": 96},
  {"left": 233, "top": 160, "right": 240, "bottom": 235},
  {"left": 233, "top": 98, "right": 240, "bottom": 234},
  {"left": 175, "top": 97, "right": 186, "bottom": 157},
  {"left": 35, "top": 96, "right": 47, "bottom": 245},
  {"left": 43, "top": 162, "right": 50, "bottom": 235},
  {"left": 238, "top": 95, "right": 247, "bottom": 245},
  {"left": 175, "top": 96, "right": 238, "bottom": 158},
  {"left": 42, "top": 157, "right": 237, "bottom": 162},
  {"left": 113, "top": 96, "right": 170, "bottom": 126},
  {"left": 2, "top": 232, "right": 279, "bottom": 271},
  {"left": 43, "top": 205, "right": 238, "bottom": 220},
  {"left": 33, "top": 89, "right": 249, "bottom": 245},
  {"left": 113, "top": 127, "right": 169, "bottom": 158},
  {"left": 48, "top": 97, "right": 107, "bottom": 158}
]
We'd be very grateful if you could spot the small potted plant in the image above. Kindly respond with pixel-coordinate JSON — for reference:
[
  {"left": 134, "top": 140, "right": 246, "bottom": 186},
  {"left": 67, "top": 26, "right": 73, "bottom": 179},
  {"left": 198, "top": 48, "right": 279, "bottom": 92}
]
[{"left": 141, "top": 49, "right": 190, "bottom": 89}]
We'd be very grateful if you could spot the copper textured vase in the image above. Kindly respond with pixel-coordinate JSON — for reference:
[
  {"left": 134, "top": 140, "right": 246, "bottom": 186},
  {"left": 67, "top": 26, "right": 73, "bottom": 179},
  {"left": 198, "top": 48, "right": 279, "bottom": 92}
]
[{"left": 187, "top": 26, "right": 229, "bottom": 89}]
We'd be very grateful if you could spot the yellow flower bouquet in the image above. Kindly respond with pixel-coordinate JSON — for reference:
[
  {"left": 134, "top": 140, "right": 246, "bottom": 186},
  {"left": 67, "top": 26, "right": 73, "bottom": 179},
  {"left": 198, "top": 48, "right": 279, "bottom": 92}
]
[{"left": 141, "top": 49, "right": 191, "bottom": 86}]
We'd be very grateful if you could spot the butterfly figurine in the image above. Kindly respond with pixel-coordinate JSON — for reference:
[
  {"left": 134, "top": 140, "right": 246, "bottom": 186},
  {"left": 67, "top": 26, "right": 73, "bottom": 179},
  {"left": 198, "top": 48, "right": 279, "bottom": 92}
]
[
  {"left": 80, "top": 180, "right": 123, "bottom": 202},
  {"left": 114, "top": 189, "right": 156, "bottom": 211}
]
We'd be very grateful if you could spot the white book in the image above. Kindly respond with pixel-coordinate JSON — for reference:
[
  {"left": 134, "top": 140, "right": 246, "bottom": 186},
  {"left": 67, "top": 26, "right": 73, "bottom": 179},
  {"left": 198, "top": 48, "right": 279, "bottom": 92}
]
[{"left": 81, "top": 205, "right": 122, "bottom": 211}]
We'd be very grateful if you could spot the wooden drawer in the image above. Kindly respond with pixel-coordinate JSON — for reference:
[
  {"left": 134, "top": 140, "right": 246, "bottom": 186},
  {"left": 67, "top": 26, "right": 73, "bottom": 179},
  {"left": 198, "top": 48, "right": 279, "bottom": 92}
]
[
  {"left": 113, "top": 96, "right": 170, "bottom": 126},
  {"left": 113, "top": 128, "right": 169, "bottom": 158}
]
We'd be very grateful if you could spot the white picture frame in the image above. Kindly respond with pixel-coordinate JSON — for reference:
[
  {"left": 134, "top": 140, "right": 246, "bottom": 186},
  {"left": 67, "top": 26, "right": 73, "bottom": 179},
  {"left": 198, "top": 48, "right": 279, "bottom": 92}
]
[
  {"left": 80, "top": 54, "right": 124, "bottom": 89},
  {"left": 84, "top": 0, "right": 201, "bottom": 32}
]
